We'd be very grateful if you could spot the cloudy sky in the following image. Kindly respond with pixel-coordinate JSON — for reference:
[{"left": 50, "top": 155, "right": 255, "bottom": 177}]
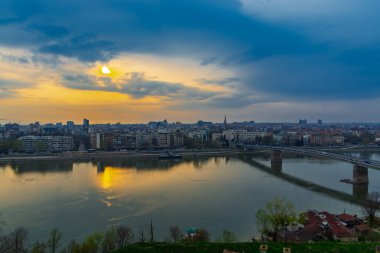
[{"left": 1, "top": 0, "right": 380, "bottom": 124}]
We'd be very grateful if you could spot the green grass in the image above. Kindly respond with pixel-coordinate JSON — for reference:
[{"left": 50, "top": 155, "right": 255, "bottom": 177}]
[{"left": 113, "top": 242, "right": 379, "bottom": 253}]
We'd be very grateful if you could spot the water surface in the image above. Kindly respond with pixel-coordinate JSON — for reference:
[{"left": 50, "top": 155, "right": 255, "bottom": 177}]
[{"left": 1, "top": 153, "right": 378, "bottom": 242}]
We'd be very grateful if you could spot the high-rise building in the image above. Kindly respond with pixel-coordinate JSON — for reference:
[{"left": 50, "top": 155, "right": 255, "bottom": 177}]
[
  {"left": 318, "top": 119, "right": 323, "bottom": 124},
  {"left": 299, "top": 119, "right": 307, "bottom": 125},
  {"left": 67, "top": 121, "right": 74, "bottom": 129},
  {"left": 224, "top": 115, "right": 227, "bottom": 125},
  {"left": 83, "top": 118, "right": 90, "bottom": 128}
]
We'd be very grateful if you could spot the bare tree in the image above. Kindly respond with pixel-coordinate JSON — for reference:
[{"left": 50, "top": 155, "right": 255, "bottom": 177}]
[
  {"left": 169, "top": 225, "right": 181, "bottom": 243},
  {"left": 47, "top": 229, "right": 62, "bottom": 253},
  {"left": 363, "top": 192, "right": 380, "bottom": 227},
  {"left": 138, "top": 225, "right": 146, "bottom": 243},
  {"left": 115, "top": 225, "right": 134, "bottom": 248},
  {"left": 101, "top": 229, "right": 116, "bottom": 253},
  {"left": 0, "top": 234, "right": 11, "bottom": 253},
  {"left": 9, "top": 227, "right": 28, "bottom": 253},
  {"left": 149, "top": 219, "right": 154, "bottom": 243}
]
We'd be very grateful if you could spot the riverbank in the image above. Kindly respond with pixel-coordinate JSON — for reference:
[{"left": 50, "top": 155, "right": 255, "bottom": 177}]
[
  {"left": 113, "top": 242, "right": 379, "bottom": 253},
  {"left": 1, "top": 145, "right": 379, "bottom": 163},
  {"left": 0, "top": 149, "right": 251, "bottom": 163}
]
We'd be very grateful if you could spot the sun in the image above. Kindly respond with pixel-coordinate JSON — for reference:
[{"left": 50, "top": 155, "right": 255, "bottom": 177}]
[{"left": 101, "top": 65, "right": 111, "bottom": 74}]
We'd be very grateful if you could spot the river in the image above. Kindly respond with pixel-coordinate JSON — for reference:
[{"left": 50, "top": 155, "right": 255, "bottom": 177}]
[{"left": 0, "top": 152, "right": 380, "bottom": 243}]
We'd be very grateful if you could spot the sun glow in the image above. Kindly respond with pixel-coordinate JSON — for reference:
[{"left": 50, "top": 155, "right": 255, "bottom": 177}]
[{"left": 101, "top": 65, "right": 111, "bottom": 74}]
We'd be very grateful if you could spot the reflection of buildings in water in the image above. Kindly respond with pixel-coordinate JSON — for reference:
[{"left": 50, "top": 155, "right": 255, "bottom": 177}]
[
  {"left": 352, "top": 183, "right": 368, "bottom": 200},
  {"left": 94, "top": 158, "right": 188, "bottom": 173},
  {"left": 12, "top": 161, "right": 73, "bottom": 174},
  {"left": 214, "top": 157, "right": 222, "bottom": 166},
  {"left": 97, "top": 162, "right": 105, "bottom": 173},
  {"left": 192, "top": 157, "right": 213, "bottom": 170}
]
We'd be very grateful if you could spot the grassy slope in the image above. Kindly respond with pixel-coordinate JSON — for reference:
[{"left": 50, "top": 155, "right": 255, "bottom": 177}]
[{"left": 113, "top": 242, "right": 379, "bottom": 253}]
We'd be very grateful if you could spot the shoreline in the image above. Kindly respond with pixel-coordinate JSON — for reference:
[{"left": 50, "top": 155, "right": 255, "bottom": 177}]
[
  {"left": 0, "top": 149, "right": 250, "bottom": 163},
  {"left": 1, "top": 145, "right": 379, "bottom": 163}
]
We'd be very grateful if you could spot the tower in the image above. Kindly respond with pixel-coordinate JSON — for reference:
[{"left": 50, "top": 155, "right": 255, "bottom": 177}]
[{"left": 224, "top": 115, "right": 227, "bottom": 125}]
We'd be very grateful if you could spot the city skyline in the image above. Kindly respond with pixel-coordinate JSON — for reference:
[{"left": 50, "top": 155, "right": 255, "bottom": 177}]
[{"left": 1, "top": 1, "right": 380, "bottom": 123}]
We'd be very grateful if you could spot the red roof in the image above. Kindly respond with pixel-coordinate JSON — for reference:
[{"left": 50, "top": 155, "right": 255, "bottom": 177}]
[
  {"left": 305, "top": 211, "right": 356, "bottom": 238},
  {"left": 336, "top": 213, "right": 357, "bottom": 222}
]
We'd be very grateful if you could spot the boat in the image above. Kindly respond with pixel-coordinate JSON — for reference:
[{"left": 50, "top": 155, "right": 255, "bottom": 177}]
[{"left": 159, "top": 151, "right": 182, "bottom": 159}]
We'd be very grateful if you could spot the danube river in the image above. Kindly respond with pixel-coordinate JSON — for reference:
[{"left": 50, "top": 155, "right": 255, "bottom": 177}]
[{"left": 1, "top": 152, "right": 380, "bottom": 242}]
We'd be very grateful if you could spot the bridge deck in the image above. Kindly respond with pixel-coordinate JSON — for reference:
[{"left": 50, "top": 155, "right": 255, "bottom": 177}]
[{"left": 244, "top": 145, "right": 380, "bottom": 169}]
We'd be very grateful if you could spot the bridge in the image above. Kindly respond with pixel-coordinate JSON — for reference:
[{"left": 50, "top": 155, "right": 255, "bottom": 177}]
[
  {"left": 237, "top": 155, "right": 368, "bottom": 204},
  {"left": 243, "top": 145, "right": 380, "bottom": 185}
]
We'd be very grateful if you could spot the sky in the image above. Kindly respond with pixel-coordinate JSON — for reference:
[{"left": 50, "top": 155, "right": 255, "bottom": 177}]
[{"left": 1, "top": 0, "right": 380, "bottom": 124}]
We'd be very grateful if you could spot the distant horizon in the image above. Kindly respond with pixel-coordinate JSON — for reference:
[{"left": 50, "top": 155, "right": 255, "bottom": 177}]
[{"left": 2, "top": 119, "right": 380, "bottom": 126}]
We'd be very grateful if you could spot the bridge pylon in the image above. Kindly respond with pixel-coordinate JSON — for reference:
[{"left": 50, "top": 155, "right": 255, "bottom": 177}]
[
  {"left": 353, "top": 164, "right": 369, "bottom": 184},
  {"left": 271, "top": 150, "right": 283, "bottom": 172}
]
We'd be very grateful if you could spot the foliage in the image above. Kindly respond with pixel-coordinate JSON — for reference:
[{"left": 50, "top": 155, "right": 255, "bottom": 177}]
[
  {"left": 47, "top": 228, "right": 62, "bottom": 253},
  {"left": 30, "top": 241, "right": 46, "bottom": 253},
  {"left": 255, "top": 209, "right": 271, "bottom": 236},
  {"left": 0, "top": 139, "right": 22, "bottom": 153},
  {"left": 255, "top": 197, "right": 297, "bottom": 240},
  {"left": 112, "top": 242, "right": 380, "bottom": 253},
  {"left": 217, "top": 230, "right": 237, "bottom": 243}
]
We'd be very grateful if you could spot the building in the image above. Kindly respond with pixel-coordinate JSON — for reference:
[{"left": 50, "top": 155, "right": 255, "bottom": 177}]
[
  {"left": 299, "top": 119, "right": 307, "bottom": 125},
  {"left": 113, "top": 134, "right": 137, "bottom": 150},
  {"left": 152, "top": 130, "right": 171, "bottom": 148},
  {"left": 170, "top": 131, "right": 184, "bottom": 147},
  {"left": 83, "top": 118, "right": 90, "bottom": 129},
  {"left": 188, "top": 130, "right": 209, "bottom": 142},
  {"left": 286, "top": 211, "right": 358, "bottom": 243},
  {"left": 18, "top": 135, "right": 73, "bottom": 153},
  {"left": 222, "top": 129, "right": 266, "bottom": 143},
  {"left": 309, "top": 135, "right": 345, "bottom": 146}
]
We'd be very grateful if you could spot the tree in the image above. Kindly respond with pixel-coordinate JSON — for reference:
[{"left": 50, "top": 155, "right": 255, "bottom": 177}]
[
  {"left": 47, "top": 229, "right": 62, "bottom": 253},
  {"left": 194, "top": 228, "right": 210, "bottom": 242},
  {"left": 30, "top": 241, "right": 47, "bottom": 253},
  {"left": 149, "top": 219, "right": 154, "bottom": 243},
  {"left": 115, "top": 225, "right": 133, "bottom": 248},
  {"left": 138, "top": 225, "right": 146, "bottom": 243},
  {"left": 218, "top": 230, "right": 237, "bottom": 243},
  {"left": 9, "top": 227, "right": 28, "bottom": 253},
  {"left": 82, "top": 232, "right": 103, "bottom": 253},
  {"left": 266, "top": 198, "right": 296, "bottom": 231},
  {"left": 363, "top": 192, "right": 380, "bottom": 227},
  {"left": 169, "top": 225, "right": 181, "bottom": 243},
  {"left": 256, "top": 198, "right": 297, "bottom": 241},
  {"left": 256, "top": 209, "right": 271, "bottom": 237},
  {"left": 0, "top": 234, "right": 11, "bottom": 253},
  {"left": 101, "top": 229, "right": 116, "bottom": 253}
]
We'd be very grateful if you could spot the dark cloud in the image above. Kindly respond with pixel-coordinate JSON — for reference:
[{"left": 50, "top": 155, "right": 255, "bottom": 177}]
[
  {"left": 1, "top": 0, "right": 380, "bottom": 102},
  {"left": 62, "top": 72, "right": 218, "bottom": 100},
  {"left": 28, "top": 24, "right": 69, "bottom": 38},
  {"left": 39, "top": 35, "right": 115, "bottom": 62}
]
